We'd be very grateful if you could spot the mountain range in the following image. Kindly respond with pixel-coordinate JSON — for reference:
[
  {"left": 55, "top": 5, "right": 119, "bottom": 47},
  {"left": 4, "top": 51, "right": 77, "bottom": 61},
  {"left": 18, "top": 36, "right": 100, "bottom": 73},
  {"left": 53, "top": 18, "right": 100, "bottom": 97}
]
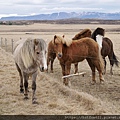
[{"left": 1, "top": 12, "right": 120, "bottom": 20}]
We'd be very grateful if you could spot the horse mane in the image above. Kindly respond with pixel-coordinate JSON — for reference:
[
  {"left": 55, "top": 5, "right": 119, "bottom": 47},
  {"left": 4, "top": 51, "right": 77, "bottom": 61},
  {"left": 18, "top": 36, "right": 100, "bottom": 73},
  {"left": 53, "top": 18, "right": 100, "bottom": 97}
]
[
  {"left": 20, "top": 38, "right": 47, "bottom": 69},
  {"left": 72, "top": 29, "right": 91, "bottom": 40},
  {"left": 91, "top": 27, "right": 105, "bottom": 41},
  {"left": 78, "top": 29, "right": 91, "bottom": 36},
  {"left": 20, "top": 38, "right": 36, "bottom": 69},
  {"left": 54, "top": 35, "right": 72, "bottom": 47}
]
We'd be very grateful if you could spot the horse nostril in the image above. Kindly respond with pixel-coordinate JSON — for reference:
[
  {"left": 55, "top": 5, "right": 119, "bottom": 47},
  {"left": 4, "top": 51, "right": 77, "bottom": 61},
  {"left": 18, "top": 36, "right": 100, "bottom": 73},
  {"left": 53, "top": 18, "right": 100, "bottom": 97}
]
[
  {"left": 40, "top": 67, "right": 44, "bottom": 72},
  {"left": 58, "top": 53, "right": 62, "bottom": 58},
  {"left": 42, "top": 67, "right": 44, "bottom": 71}
]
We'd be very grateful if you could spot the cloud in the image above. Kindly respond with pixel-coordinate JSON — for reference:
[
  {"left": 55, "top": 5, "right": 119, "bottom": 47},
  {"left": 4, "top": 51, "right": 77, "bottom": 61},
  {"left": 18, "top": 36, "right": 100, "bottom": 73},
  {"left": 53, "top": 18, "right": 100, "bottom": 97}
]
[{"left": 0, "top": 0, "right": 119, "bottom": 17}]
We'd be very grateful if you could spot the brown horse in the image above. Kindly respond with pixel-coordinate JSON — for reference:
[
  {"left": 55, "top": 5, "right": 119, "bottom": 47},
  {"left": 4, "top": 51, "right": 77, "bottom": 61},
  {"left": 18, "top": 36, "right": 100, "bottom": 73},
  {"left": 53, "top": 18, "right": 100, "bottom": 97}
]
[
  {"left": 47, "top": 35, "right": 65, "bottom": 73},
  {"left": 73, "top": 28, "right": 119, "bottom": 75},
  {"left": 47, "top": 29, "right": 92, "bottom": 73},
  {"left": 72, "top": 29, "right": 92, "bottom": 73},
  {"left": 53, "top": 35, "right": 104, "bottom": 86},
  {"left": 91, "top": 27, "right": 119, "bottom": 75}
]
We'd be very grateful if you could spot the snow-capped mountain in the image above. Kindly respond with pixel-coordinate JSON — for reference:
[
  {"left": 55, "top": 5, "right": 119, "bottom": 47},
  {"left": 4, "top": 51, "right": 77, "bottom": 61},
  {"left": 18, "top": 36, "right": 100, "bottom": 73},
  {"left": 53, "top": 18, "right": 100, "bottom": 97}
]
[{"left": 1, "top": 12, "right": 120, "bottom": 20}]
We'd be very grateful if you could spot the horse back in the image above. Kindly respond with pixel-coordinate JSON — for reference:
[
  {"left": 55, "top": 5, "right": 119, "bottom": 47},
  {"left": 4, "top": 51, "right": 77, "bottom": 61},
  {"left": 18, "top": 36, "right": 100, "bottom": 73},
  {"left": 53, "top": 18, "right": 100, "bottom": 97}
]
[{"left": 62, "top": 37, "right": 99, "bottom": 63}]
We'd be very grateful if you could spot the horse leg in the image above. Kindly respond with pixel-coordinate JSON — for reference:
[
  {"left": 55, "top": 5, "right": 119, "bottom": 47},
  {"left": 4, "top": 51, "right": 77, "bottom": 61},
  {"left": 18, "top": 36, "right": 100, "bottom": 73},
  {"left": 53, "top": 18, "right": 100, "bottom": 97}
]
[
  {"left": 74, "top": 63, "right": 78, "bottom": 74},
  {"left": 32, "top": 71, "right": 37, "bottom": 104},
  {"left": 60, "top": 62, "right": 68, "bottom": 86},
  {"left": 51, "top": 54, "right": 56, "bottom": 73},
  {"left": 108, "top": 55, "right": 114, "bottom": 75},
  {"left": 23, "top": 72, "right": 29, "bottom": 99},
  {"left": 103, "top": 58, "right": 107, "bottom": 74},
  {"left": 86, "top": 59, "right": 96, "bottom": 84},
  {"left": 46, "top": 60, "right": 49, "bottom": 73},
  {"left": 64, "top": 63, "right": 71, "bottom": 86},
  {"left": 60, "top": 63, "right": 66, "bottom": 83},
  {"left": 50, "top": 59, "right": 54, "bottom": 73},
  {"left": 94, "top": 59, "right": 105, "bottom": 83},
  {"left": 15, "top": 63, "right": 24, "bottom": 93}
]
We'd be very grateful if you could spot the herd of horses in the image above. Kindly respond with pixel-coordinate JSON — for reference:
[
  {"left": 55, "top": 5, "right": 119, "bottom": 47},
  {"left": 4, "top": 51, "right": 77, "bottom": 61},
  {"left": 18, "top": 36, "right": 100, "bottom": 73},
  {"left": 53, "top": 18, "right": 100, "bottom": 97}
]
[{"left": 13, "top": 27, "right": 119, "bottom": 104}]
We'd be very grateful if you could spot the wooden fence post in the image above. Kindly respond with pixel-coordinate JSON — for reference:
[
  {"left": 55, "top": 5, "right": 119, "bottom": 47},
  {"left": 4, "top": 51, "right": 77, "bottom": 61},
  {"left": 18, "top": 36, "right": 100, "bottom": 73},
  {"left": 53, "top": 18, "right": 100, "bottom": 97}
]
[
  {"left": 11, "top": 39, "right": 14, "bottom": 54},
  {"left": 5, "top": 38, "right": 7, "bottom": 51},
  {"left": 1, "top": 37, "right": 3, "bottom": 47}
]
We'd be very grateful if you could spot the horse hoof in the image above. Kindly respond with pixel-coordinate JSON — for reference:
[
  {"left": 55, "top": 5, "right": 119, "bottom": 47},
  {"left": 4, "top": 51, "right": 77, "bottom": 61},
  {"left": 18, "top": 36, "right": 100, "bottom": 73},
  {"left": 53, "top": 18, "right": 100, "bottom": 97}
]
[
  {"left": 32, "top": 99, "right": 38, "bottom": 104},
  {"left": 91, "top": 81, "right": 96, "bottom": 85},
  {"left": 24, "top": 96, "right": 29, "bottom": 100},
  {"left": 82, "top": 74, "right": 85, "bottom": 77},
  {"left": 20, "top": 89, "right": 24, "bottom": 93},
  {"left": 100, "top": 80, "right": 104, "bottom": 84},
  {"left": 32, "top": 101, "right": 38, "bottom": 104}
]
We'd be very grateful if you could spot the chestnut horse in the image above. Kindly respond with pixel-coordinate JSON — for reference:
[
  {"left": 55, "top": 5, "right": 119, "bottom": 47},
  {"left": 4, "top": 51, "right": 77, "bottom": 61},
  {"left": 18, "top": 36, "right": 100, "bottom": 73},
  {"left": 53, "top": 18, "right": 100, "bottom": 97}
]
[
  {"left": 47, "top": 40, "right": 56, "bottom": 73},
  {"left": 47, "top": 29, "right": 91, "bottom": 73},
  {"left": 91, "top": 27, "right": 119, "bottom": 75},
  {"left": 72, "top": 29, "right": 92, "bottom": 73},
  {"left": 73, "top": 28, "right": 119, "bottom": 75},
  {"left": 53, "top": 35, "right": 104, "bottom": 86}
]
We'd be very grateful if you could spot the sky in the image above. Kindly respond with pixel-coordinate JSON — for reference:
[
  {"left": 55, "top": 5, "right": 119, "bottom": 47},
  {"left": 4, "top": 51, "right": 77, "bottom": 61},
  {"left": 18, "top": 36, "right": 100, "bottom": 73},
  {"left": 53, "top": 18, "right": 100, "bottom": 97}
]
[{"left": 0, "top": 0, "right": 120, "bottom": 18}]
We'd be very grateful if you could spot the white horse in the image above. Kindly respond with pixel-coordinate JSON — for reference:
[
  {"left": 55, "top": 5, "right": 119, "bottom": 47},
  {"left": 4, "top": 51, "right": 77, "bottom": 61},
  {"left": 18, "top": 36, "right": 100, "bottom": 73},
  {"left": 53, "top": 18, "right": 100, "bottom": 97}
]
[{"left": 13, "top": 38, "right": 47, "bottom": 104}]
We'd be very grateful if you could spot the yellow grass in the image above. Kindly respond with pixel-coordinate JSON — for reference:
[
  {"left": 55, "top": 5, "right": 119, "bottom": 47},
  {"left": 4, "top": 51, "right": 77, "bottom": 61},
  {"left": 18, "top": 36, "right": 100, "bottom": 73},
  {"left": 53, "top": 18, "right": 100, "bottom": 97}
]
[{"left": 0, "top": 23, "right": 120, "bottom": 115}]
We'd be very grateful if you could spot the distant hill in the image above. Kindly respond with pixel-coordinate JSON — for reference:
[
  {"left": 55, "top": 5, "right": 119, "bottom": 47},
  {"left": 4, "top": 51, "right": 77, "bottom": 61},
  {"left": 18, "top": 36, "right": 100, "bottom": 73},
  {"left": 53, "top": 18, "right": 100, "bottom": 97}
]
[{"left": 1, "top": 12, "right": 120, "bottom": 20}]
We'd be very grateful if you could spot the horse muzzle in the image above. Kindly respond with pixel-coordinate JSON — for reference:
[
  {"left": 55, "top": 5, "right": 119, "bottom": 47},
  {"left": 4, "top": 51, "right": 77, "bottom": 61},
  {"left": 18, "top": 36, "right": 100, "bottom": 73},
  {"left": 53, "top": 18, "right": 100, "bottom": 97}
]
[
  {"left": 40, "top": 67, "right": 44, "bottom": 72},
  {"left": 58, "top": 53, "right": 62, "bottom": 58},
  {"left": 40, "top": 66, "right": 47, "bottom": 72}
]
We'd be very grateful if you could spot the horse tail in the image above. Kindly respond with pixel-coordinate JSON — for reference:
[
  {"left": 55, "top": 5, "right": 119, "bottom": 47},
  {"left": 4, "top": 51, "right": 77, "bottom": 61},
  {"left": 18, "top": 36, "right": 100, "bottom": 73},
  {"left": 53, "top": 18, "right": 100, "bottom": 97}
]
[{"left": 112, "top": 52, "right": 119, "bottom": 67}]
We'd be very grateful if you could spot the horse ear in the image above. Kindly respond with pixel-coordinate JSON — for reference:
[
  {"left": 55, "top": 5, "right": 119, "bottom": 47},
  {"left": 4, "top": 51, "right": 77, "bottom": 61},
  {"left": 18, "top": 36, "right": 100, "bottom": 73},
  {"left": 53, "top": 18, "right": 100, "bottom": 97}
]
[
  {"left": 34, "top": 39, "right": 39, "bottom": 45},
  {"left": 54, "top": 35, "right": 57, "bottom": 40},
  {"left": 53, "top": 35, "right": 57, "bottom": 44}
]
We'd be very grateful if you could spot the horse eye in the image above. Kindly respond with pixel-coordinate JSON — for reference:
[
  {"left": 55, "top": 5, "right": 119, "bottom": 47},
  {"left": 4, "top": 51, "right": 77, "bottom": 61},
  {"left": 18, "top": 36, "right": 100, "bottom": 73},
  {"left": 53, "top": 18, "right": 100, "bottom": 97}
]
[{"left": 36, "top": 52, "right": 39, "bottom": 54}]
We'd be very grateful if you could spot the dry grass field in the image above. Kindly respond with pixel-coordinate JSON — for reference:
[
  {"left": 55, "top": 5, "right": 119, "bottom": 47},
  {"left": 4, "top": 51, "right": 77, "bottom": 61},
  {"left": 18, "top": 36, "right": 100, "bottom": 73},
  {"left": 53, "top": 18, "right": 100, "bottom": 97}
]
[{"left": 0, "top": 23, "right": 120, "bottom": 115}]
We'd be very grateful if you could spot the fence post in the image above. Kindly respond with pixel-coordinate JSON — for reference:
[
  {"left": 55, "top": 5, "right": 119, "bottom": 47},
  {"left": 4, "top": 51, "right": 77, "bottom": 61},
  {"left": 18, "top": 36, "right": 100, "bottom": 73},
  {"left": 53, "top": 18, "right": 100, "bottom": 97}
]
[
  {"left": 1, "top": 37, "right": 3, "bottom": 47},
  {"left": 5, "top": 38, "right": 7, "bottom": 51},
  {"left": 11, "top": 39, "right": 14, "bottom": 54}
]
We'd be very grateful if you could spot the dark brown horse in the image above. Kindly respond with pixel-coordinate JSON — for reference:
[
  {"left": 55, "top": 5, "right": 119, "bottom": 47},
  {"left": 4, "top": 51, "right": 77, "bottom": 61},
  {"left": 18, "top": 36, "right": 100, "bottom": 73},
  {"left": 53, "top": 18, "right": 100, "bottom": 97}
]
[
  {"left": 91, "top": 27, "right": 119, "bottom": 75},
  {"left": 53, "top": 35, "right": 104, "bottom": 86}
]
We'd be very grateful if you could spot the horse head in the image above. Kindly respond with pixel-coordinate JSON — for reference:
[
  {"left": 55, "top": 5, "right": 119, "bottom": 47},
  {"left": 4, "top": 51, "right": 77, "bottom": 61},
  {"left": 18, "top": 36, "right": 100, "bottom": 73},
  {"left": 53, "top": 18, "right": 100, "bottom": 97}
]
[
  {"left": 53, "top": 35, "right": 64, "bottom": 59},
  {"left": 34, "top": 39, "right": 47, "bottom": 72},
  {"left": 91, "top": 27, "right": 105, "bottom": 41}
]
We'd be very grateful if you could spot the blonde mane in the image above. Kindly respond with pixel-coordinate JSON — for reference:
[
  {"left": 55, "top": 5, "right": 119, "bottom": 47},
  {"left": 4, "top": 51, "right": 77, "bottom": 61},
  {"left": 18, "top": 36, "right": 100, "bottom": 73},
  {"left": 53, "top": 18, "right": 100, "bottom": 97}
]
[
  {"left": 55, "top": 35, "right": 72, "bottom": 47},
  {"left": 20, "top": 38, "right": 35, "bottom": 69}
]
